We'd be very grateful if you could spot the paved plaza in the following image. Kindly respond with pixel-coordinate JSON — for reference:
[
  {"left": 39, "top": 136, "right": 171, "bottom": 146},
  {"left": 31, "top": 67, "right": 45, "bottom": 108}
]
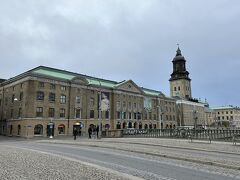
[{"left": 1, "top": 136, "right": 240, "bottom": 179}]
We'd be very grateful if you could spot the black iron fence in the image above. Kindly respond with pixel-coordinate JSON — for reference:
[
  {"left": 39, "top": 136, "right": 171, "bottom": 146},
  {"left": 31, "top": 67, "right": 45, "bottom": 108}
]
[{"left": 122, "top": 128, "right": 240, "bottom": 141}]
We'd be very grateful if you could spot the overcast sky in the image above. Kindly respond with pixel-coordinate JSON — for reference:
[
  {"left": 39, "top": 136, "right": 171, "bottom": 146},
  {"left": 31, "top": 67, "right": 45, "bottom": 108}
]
[{"left": 0, "top": 0, "right": 239, "bottom": 107}]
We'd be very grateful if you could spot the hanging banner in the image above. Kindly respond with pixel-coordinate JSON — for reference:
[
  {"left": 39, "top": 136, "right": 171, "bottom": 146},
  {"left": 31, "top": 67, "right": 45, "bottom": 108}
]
[
  {"left": 144, "top": 97, "right": 152, "bottom": 111},
  {"left": 98, "top": 92, "right": 110, "bottom": 111}
]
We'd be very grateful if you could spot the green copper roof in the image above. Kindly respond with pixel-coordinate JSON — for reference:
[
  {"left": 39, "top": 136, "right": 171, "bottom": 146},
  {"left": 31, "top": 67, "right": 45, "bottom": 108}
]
[
  {"left": 33, "top": 69, "right": 76, "bottom": 80},
  {"left": 86, "top": 78, "right": 116, "bottom": 88},
  {"left": 212, "top": 106, "right": 239, "bottom": 110},
  {"left": 142, "top": 88, "right": 161, "bottom": 96}
]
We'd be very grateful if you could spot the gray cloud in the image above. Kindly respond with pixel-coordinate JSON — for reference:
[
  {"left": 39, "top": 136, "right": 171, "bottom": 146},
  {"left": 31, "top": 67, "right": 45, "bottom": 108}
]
[{"left": 0, "top": 0, "right": 239, "bottom": 106}]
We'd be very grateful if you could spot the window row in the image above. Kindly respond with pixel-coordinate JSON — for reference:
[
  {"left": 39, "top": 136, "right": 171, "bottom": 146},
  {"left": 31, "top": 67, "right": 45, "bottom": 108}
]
[
  {"left": 116, "top": 111, "right": 142, "bottom": 120},
  {"left": 38, "top": 82, "right": 67, "bottom": 91},
  {"left": 217, "top": 111, "right": 233, "bottom": 115},
  {"left": 116, "top": 101, "right": 142, "bottom": 109}
]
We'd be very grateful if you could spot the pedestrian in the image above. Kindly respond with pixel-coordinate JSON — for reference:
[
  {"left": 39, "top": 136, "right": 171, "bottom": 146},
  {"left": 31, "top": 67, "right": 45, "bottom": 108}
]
[
  {"left": 73, "top": 127, "right": 77, "bottom": 140},
  {"left": 96, "top": 125, "right": 99, "bottom": 138},
  {"left": 92, "top": 126, "right": 96, "bottom": 139},
  {"left": 88, "top": 126, "right": 92, "bottom": 139}
]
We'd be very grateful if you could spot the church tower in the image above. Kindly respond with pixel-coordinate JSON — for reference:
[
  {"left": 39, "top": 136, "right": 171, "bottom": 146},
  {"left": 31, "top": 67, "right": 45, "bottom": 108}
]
[{"left": 169, "top": 47, "right": 192, "bottom": 99}]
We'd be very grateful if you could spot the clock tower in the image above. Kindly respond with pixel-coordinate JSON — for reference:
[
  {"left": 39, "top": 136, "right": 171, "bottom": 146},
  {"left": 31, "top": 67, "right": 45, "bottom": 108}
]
[{"left": 169, "top": 47, "right": 192, "bottom": 99}]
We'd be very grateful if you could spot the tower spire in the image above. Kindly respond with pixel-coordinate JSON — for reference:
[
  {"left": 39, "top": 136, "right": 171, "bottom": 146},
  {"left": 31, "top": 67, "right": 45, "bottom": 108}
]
[{"left": 176, "top": 43, "right": 182, "bottom": 56}]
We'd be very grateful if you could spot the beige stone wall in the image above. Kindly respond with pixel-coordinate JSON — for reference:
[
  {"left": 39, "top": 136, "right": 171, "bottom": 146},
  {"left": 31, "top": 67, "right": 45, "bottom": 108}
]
[
  {"left": 170, "top": 79, "right": 192, "bottom": 99},
  {"left": 176, "top": 100, "right": 206, "bottom": 127}
]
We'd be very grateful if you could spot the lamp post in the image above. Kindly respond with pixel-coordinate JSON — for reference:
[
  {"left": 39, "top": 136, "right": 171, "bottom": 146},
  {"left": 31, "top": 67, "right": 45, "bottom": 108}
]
[{"left": 98, "top": 91, "right": 102, "bottom": 139}]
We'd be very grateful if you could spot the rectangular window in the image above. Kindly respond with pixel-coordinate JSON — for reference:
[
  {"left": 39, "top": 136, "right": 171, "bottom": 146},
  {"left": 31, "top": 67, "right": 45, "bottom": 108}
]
[
  {"left": 10, "top": 109, "right": 13, "bottom": 118},
  {"left": 61, "top": 86, "right": 66, "bottom": 91},
  {"left": 134, "top": 103, "right": 137, "bottom": 109},
  {"left": 105, "top": 111, "right": 109, "bottom": 119},
  {"left": 19, "top": 92, "right": 23, "bottom": 101},
  {"left": 75, "top": 108, "right": 81, "bottom": 118},
  {"left": 12, "top": 94, "right": 15, "bottom": 103},
  {"left": 60, "top": 95, "right": 66, "bottom": 104},
  {"left": 20, "top": 83, "right": 23, "bottom": 88},
  {"left": 226, "top": 111, "right": 228, "bottom": 114},
  {"left": 90, "top": 98, "right": 94, "bottom": 107},
  {"left": 134, "top": 113, "right": 137, "bottom": 120},
  {"left": 48, "top": 108, "right": 55, "bottom": 118},
  {"left": 60, "top": 108, "right": 65, "bottom": 118},
  {"left": 50, "top": 84, "right": 55, "bottom": 90},
  {"left": 137, "top": 112, "right": 141, "bottom": 120},
  {"left": 123, "top": 101, "right": 126, "bottom": 108},
  {"left": 49, "top": 93, "right": 55, "bottom": 102},
  {"left": 149, "top": 112, "right": 152, "bottom": 120},
  {"left": 230, "top": 111, "right": 233, "bottom": 114},
  {"left": 37, "top": 91, "right": 44, "bottom": 100},
  {"left": 117, "top": 101, "right": 120, "bottom": 109},
  {"left": 76, "top": 96, "right": 81, "bottom": 104},
  {"left": 154, "top": 114, "right": 157, "bottom": 120},
  {"left": 117, "top": 111, "right": 121, "bottom": 119},
  {"left": 18, "top": 108, "right": 22, "bottom": 118},
  {"left": 36, "top": 107, "right": 43, "bottom": 117},
  {"left": 128, "top": 102, "right": 131, "bottom": 108},
  {"left": 38, "top": 82, "right": 44, "bottom": 88},
  {"left": 129, "top": 112, "right": 132, "bottom": 119},
  {"left": 90, "top": 110, "right": 94, "bottom": 118},
  {"left": 123, "top": 112, "right": 126, "bottom": 119}
]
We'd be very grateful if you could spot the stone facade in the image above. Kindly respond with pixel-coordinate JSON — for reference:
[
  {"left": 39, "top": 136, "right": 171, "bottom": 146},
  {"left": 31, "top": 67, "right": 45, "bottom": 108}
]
[
  {"left": 176, "top": 99, "right": 211, "bottom": 128},
  {"left": 0, "top": 66, "right": 177, "bottom": 138}
]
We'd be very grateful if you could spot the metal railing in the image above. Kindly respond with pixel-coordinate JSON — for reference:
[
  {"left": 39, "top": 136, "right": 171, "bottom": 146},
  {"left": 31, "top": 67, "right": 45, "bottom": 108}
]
[{"left": 122, "top": 128, "right": 240, "bottom": 142}]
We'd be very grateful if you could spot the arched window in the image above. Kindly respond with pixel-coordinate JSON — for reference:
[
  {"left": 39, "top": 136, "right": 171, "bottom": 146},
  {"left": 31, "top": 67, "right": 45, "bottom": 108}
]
[
  {"left": 134, "top": 122, "right": 137, "bottom": 128},
  {"left": 128, "top": 122, "right": 132, "bottom": 128},
  {"left": 149, "top": 123, "right": 152, "bottom": 129},
  {"left": 139, "top": 122, "right": 142, "bottom": 129},
  {"left": 153, "top": 124, "right": 157, "bottom": 129},
  {"left": 58, "top": 124, "right": 65, "bottom": 134},
  {"left": 17, "top": 125, "right": 21, "bottom": 135},
  {"left": 144, "top": 124, "right": 148, "bottom": 129},
  {"left": 34, "top": 124, "right": 43, "bottom": 135},
  {"left": 123, "top": 122, "right": 127, "bottom": 129},
  {"left": 105, "top": 124, "right": 110, "bottom": 130}
]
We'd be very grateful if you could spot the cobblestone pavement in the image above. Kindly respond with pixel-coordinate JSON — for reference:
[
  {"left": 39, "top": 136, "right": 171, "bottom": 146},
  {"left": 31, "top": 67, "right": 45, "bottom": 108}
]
[
  {"left": 37, "top": 137, "right": 240, "bottom": 170},
  {"left": 0, "top": 145, "right": 142, "bottom": 180}
]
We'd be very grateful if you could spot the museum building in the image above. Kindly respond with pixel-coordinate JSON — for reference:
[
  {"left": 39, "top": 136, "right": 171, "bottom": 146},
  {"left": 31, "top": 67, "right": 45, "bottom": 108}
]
[{"left": 0, "top": 66, "right": 177, "bottom": 137}]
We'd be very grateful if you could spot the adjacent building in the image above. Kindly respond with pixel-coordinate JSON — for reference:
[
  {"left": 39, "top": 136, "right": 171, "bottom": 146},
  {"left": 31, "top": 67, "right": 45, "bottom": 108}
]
[{"left": 212, "top": 106, "right": 240, "bottom": 128}]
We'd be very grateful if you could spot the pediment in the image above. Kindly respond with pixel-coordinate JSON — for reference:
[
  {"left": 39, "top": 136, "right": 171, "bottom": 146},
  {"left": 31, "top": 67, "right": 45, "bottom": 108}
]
[{"left": 115, "top": 80, "right": 143, "bottom": 94}]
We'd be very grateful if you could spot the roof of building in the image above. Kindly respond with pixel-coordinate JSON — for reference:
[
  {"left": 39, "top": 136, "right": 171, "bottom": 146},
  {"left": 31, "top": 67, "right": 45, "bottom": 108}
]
[{"left": 211, "top": 105, "right": 240, "bottom": 110}]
